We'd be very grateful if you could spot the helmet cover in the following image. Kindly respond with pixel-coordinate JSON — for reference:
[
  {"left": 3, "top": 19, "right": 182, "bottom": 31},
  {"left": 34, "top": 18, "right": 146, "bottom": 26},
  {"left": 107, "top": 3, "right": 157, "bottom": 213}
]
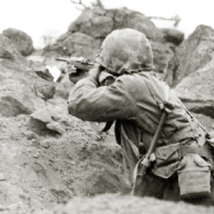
[{"left": 96, "top": 28, "right": 154, "bottom": 75}]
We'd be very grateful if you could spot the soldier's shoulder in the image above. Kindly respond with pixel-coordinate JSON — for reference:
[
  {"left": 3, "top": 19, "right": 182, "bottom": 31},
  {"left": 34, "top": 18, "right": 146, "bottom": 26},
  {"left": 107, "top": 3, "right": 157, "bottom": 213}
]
[{"left": 115, "top": 73, "right": 147, "bottom": 89}]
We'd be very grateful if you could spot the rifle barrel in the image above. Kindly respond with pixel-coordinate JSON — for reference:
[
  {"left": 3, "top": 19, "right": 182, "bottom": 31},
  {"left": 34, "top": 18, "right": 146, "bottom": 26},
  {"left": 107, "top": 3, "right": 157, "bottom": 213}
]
[
  {"left": 55, "top": 57, "right": 94, "bottom": 71},
  {"left": 56, "top": 58, "right": 69, "bottom": 62}
]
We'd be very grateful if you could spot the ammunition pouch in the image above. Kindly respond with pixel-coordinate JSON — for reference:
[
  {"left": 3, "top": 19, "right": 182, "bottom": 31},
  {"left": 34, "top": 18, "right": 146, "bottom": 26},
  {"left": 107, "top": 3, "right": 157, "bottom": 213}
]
[
  {"left": 152, "top": 143, "right": 213, "bottom": 178},
  {"left": 152, "top": 143, "right": 181, "bottom": 179},
  {"left": 177, "top": 153, "right": 211, "bottom": 199},
  {"left": 152, "top": 143, "right": 213, "bottom": 199},
  {"left": 155, "top": 143, "right": 180, "bottom": 167}
]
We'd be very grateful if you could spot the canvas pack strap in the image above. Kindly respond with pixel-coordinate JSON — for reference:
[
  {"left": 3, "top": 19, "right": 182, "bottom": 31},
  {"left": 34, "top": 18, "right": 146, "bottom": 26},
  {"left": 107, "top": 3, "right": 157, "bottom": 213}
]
[
  {"left": 179, "top": 144, "right": 213, "bottom": 158},
  {"left": 132, "top": 109, "right": 168, "bottom": 195},
  {"left": 132, "top": 83, "right": 175, "bottom": 194}
]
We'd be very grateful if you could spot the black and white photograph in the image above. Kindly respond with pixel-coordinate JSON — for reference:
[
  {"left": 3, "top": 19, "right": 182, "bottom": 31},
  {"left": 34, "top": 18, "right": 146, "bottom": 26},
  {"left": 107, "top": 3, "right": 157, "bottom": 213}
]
[{"left": 0, "top": 0, "right": 214, "bottom": 213}]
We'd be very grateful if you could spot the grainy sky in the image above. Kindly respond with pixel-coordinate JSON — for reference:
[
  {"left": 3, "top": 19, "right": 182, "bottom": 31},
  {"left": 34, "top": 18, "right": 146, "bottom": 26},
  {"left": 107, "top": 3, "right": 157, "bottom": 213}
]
[{"left": 1, "top": 0, "right": 214, "bottom": 48}]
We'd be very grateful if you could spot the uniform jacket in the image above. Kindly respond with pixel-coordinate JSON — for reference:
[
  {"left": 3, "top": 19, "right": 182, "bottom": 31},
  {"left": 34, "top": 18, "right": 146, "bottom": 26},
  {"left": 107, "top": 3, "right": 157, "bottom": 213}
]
[{"left": 67, "top": 72, "right": 206, "bottom": 179}]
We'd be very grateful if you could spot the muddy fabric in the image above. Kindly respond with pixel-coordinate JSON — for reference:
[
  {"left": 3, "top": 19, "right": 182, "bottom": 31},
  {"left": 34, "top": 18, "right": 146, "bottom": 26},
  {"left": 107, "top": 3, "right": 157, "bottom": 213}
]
[{"left": 67, "top": 71, "right": 211, "bottom": 201}]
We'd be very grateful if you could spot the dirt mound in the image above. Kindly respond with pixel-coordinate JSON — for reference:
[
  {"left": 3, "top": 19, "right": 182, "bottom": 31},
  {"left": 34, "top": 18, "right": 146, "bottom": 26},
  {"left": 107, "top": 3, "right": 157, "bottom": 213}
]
[
  {"left": 53, "top": 194, "right": 214, "bottom": 214},
  {"left": 0, "top": 32, "right": 129, "bottom": 213},
  {"left": 0, "top": 102, "right": 129, "bottom": 213}
]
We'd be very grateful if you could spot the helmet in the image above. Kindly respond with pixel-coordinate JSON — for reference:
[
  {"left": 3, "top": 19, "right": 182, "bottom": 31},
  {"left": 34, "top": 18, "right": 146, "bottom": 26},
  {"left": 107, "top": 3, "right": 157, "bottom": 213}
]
[{"left": 96, "top": 28, "right": 154, "bottom": 75}]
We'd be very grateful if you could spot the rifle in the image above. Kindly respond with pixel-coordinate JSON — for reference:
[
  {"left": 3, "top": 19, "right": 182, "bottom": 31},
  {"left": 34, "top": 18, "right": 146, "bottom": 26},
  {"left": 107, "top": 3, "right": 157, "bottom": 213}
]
[
  {"left": 56, "top": 57, "right": 94, "bottom": 71},
  {"left": 132, "top": 110, "right": 167, "bottom": 196}
]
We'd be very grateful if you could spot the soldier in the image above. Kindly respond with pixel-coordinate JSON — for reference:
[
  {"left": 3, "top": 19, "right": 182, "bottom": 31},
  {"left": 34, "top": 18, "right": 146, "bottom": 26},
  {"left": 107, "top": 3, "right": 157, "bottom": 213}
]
[{"left": 67, "top": 28, "right": 214, "bottom": 205}]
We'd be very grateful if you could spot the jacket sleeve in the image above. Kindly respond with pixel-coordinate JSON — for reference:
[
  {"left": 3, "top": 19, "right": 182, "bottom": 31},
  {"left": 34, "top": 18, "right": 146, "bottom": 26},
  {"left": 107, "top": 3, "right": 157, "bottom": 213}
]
[{"left": 67, "top": 77, "right": 136, "bottom": 122}]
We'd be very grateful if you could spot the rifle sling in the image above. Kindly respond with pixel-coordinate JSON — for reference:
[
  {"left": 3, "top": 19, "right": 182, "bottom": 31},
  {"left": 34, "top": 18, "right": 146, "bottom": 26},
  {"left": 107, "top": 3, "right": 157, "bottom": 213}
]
[{"left": 101, "top": 121, "right": 114, "bottom": 132}]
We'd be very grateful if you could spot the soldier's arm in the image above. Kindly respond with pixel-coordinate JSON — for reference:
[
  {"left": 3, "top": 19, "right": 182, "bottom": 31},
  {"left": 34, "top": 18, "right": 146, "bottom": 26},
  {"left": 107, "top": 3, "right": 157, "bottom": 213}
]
[{"left": 67, "top": 76, "right": 136, "bottom": 122}]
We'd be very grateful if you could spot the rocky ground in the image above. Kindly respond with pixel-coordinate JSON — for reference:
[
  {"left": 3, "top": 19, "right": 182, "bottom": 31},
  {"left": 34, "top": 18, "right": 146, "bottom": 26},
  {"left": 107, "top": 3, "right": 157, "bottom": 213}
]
[
  {"left": 0, "top": 33, "right": 129, "bottom": 213},
  {"left": 0, "top": 109, "right": 128, "bottom": 214},
  {"left": 1, "top": 6, "right": 214, "bottom": 214},
  {"left": 53, "top": 194, "right": 214, "bottom": 214}
]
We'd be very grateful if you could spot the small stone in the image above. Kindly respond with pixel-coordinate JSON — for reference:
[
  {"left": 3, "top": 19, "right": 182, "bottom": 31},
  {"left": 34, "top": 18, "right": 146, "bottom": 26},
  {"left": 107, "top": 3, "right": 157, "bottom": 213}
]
[
  {"left": 0, "top": 206, "right": 6, "bottom": 211},
  {"left": 47, "top": 122, "right": 65, "bottom": 134},
  {"left": 31, "top": 139, "right": 40, "bottom": 147},
  {"left": 0, "top": 173, "right": 6, "bottom": 181},
  {"left": 41, "top": 140, "right": 50, "bottom": 149},
  {"left": 25, "top": 131, "right": 40, "bottom": 140},
  {"left": 33, "top": 151, "right": 40, "bottom": 158}
]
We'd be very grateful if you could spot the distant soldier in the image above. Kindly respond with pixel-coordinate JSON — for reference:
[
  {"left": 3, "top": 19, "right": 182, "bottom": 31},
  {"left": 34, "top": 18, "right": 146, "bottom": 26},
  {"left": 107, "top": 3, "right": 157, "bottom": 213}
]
[{"left": 67, "top": 28, "right": 214, "bottom": 205}]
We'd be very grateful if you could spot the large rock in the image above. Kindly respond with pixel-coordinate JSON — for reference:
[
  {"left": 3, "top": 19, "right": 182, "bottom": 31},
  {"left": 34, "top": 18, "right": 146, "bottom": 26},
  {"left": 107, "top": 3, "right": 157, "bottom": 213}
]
[
  {"left": 175, "top": 58, "right": 214, "bottom": 119},
  {"left": 151, "top": 41, "right": 174, "bottom": 76},
  {"left": 28, "top": 99, "right": 71, "bottom": 135},
  {"left": 0, "top": 63, "right": 56, "bottom": 117},
  {"left": 170, "top": 25, "right": 214, "bottom": 120},
  {"left": 51, "top": 8, "right": 177, "bottom": 75},
  {"left": 2, "top": 28, "right": 34, "bottom": 56},
  {"left": 166, "top": 25, "right": 214, "bottom": 87},
  {"left": 0, "top": 82, "right": 41, "bottom": 117},
  {"left": 52, "top": 7, "right": 165, "bottom": 59},
  {"left": 0, "top": 34, "right": 26, "bottom": 64},
  {"left": 68, "top": 8, "right": 164, "bottom": 41},
  {"left": 0, "top": 35, "right": 55, "bottom": 117},
  {"left": 54, "top": 32, "right": 102, "bottom": 60}
]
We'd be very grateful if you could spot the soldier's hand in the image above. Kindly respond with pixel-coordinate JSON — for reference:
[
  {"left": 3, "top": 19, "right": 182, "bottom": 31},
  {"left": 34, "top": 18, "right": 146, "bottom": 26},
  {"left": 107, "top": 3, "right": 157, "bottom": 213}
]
[
  {"left": 67, "top": 63, "right": 77, "bottom": 75},
  {"left": 88, "top": 63, "right": 103, "bottom": 82}
]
